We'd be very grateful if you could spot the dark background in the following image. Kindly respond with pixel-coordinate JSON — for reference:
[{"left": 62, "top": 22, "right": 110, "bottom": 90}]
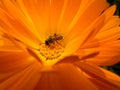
[
  {"left": 103, "top": 0, "right": 120, "bottom": 75},
  {"left": 107, "top": 0, "right": 120, "bottom": 16}
]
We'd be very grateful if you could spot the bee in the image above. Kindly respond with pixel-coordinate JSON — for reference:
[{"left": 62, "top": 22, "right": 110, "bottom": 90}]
[{"left": 45, "top": 33, "right": 63, "bottom": 46}]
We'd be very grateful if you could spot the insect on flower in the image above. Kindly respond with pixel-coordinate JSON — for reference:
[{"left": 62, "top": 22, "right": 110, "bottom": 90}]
[
  {"left": 45, "top": 33, "right": 63, "bottom": 46},
  {"left": 0, "top": 0, "right": 120, "bottom": 90}
]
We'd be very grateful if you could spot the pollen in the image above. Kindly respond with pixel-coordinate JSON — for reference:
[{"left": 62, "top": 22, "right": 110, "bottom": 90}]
[{"left": 39, "top": 42, "right": 64, "bottom": 60}]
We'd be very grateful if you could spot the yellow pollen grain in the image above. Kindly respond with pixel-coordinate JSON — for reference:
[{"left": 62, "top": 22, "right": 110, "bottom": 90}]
[{"left": 39, "top": 42, "right": 64, "bottom": 60}]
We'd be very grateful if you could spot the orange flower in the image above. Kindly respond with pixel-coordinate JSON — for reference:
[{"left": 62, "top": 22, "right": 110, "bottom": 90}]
[{"left": 0, "top": 0, "right": 120, "bottom": 90}]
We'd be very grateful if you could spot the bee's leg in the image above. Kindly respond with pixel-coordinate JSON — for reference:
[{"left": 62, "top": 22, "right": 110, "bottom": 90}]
[{"left": 56, "top": 41, "right": 62, "bottom": 46}]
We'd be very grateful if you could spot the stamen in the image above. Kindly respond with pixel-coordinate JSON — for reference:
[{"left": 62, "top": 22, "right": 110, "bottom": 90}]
[{"left": 39, "top": 42, "right": 64, "bottom": 60}]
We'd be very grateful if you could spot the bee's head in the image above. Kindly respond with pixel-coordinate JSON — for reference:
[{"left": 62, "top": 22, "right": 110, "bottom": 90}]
[{"left": 45, "top": 40, "right": 50, "bottom": 46}]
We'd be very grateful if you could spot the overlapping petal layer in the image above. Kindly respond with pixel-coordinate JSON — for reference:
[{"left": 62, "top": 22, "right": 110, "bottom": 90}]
[
  {"left": 0, "top": 0, "right": 120, "bottom": 90},
  {"left": 75, "top": 62, "right": 120, "bottom": 90}
]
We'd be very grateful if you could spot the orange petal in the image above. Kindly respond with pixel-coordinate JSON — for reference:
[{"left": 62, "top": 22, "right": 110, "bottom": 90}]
[
  {"left": 50, "top": 0, "right": 81, "bottom": 34},
  {"left": 64, "top": 0, "right": 108, "bottom": 38},
  {"left": 56, "top": 56, "right": 80, "bottom": 64},
  {"left": 57, "top": 51, "right": 99, "bottom": 64},
  {"left": 95, "top": 27, "right": 120, "bottom": 41},
  {"left": 75, "top": 62, "right": 120, "bottom": 90},
  {"left": 0, "top": 62, "right": 41, "bottom": 89},
  {"left": 0, "top": 0, "right": 38, "bottom": 35},
  {"left": 54, "top": 63, "right": 98, "bottom": 90},
  {"left": 100, "top": 16, "right": 120, "bottom": 32},
  {"left": 85, "top": 41, "right": 120, "bottom": 66},
  {"left": 63, "top": 14, "right": 104, "bottom": 57},
  {"left": 34, "top": 71, "right": 63, "bottom": 90},
  {"left": 0, "top": 51, "right": 34, "bottom": 72},
  {"left": 0, "top": 0, "right": 41, "bottom": 42},
  {"left": 103, "top": 5, "right": 117, "bottom": 22},
  {"left": 34, "top": 63, "right": 98, "bottom": 90},
  {"left": 0, "top": 9, "right": 40, "bottom": 49},
  {"left": 0, "top": 34, "right": 23, "bottom": 52},
  {"left": 18, "top": 0, "right": 51, "bottom": 41}
]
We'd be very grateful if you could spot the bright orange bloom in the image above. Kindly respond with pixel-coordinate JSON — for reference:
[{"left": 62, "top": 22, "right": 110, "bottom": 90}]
[{"left": 0, "top": 0, "right": 120, "bottom": 90}]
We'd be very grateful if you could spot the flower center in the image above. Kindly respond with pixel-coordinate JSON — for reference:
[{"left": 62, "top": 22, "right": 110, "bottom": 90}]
[{"left": 39, "top": 34, "right": 64, "bottom": 60}]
